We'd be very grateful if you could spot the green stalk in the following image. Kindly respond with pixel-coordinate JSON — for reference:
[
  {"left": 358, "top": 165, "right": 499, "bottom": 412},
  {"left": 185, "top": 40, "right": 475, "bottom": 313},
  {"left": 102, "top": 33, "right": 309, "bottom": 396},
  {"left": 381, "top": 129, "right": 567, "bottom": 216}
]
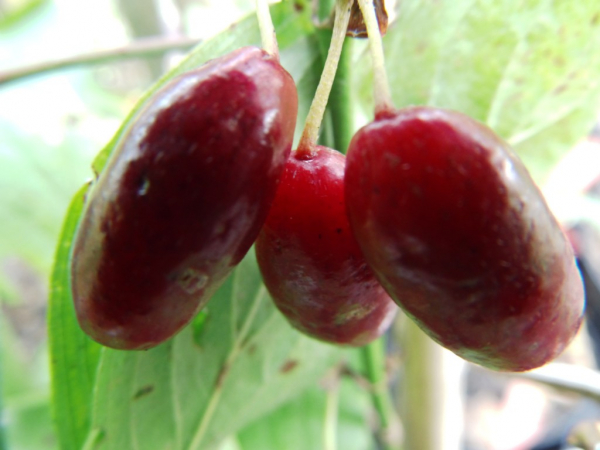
[
  {"left": 361, "top": 339, "right": 401, "bottom": 450},
  {"left": 326, "top": 37, "right": 354, "bottom": 154},
  {"left": 398, "top": 318, "right": 465, "bottom": 450},
  {"left": 323, "top": 380, "right": 340, "bottom": 450},
  {"left": 297, "top": 0, "right": 352, "bottom": 156},
  {"left": 361, "top": 340, "right": 391, "bottom": 429},
  {"left": 255, "top": 0, "right": 279, "bottom": 58},
  {"left": 314, "top": 29, "right": 354, "bottom": 153}
]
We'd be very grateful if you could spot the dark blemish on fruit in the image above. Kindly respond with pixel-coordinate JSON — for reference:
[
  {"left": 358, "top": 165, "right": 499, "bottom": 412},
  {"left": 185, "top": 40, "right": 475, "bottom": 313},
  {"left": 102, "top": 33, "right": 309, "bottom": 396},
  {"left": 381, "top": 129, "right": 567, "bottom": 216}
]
[
  {"left": 373, "top": 186, "right": 381, "bottom": 195},
  {"left": 336, "top": 228, "right": 342, "bottom": 234},
  {"left": 133, "top": 385, "right": 154, "bottom": 400},
  {"left": 385, "top": 153, "right": 401, "bottom": 168},
  {"left": 279, "top": 360, "right": 299, "bottom": 373},
  {"left": 274, "top": 238, "right": 283, "bottom": 255},
  {"left": 410, "top": 184, "right": 423, "bottom": 196},
  {"left": 137, "top": 176, "right": 150, "bottom": 196},
  {"left": 318, "top": 233, "right": 323, "bottom": 239}
]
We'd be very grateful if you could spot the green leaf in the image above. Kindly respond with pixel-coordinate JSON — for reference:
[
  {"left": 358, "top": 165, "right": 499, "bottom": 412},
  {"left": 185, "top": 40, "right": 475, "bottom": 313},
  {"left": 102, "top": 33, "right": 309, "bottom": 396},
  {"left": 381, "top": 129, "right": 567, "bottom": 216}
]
[
  {"left": 236, "top": 377, "right": 375, "bottom": 450},
  {"left": 48, "top": 185, "right": 102, "bottom": 450},
  {"left": 361, "top": 0, "right": 600, "bottom": 182}
]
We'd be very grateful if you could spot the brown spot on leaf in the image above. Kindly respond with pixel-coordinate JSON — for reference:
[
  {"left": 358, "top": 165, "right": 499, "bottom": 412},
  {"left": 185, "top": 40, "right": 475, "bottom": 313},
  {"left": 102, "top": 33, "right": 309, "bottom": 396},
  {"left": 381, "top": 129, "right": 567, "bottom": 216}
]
[
  {"left": 133, "top": 385, "right": 154, "bottom": 400},
  {"left": 216, "top": 363, "right": 230, "bottom": 389},
  {"left": 280, "top": 360, "right": 299, "bottom": 374}
]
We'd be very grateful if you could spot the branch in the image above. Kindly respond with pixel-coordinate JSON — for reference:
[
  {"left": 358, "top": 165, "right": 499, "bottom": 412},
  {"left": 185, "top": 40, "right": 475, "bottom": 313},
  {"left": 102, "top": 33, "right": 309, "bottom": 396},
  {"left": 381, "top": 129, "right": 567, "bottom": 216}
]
[
  {"left": 0, "top": 35, "right": 201, "bottom": 87},
  {"left": 510, "top": 362, "right": 600, "bottom": 402}
]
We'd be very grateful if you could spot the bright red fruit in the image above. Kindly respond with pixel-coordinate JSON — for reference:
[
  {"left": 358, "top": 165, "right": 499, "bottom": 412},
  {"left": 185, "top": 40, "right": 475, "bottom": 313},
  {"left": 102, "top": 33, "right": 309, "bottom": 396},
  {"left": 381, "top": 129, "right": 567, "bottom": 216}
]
[
  {"left": 345, "top": 106, "right": 584, "bottom": 371},
  {"left": 71, "top": 47, "right": 298, "bottom": 350},
  {"left": 255, "top": 146, "right": 397, "bottom": 346}
]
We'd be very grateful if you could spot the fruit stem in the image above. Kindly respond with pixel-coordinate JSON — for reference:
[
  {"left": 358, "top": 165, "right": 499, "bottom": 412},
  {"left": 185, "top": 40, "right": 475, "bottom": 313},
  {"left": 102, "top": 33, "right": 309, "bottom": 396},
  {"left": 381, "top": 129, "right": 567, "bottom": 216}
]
[
  {"left": 355, "top": 0, "right": 394, "bottom": 117},
  {"left": 296, "top": 0, "right": 352, "bottom": 157},
  {"left": 255, "top": 0, "right": 279, "bottom": 59}
]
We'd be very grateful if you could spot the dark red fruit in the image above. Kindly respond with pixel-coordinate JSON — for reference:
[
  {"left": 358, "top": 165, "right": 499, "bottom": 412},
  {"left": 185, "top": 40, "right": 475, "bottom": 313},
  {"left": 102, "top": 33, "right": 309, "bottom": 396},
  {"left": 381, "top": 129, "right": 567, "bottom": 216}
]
[
  {"left": 345, "top": 106, "right": 584, "bottom": 371},
  {"left": 71, "top": 46, "right": 298, "bottom": 350},
  {"left": 255, "top": 146, "right": 397, "bottom": 346}
]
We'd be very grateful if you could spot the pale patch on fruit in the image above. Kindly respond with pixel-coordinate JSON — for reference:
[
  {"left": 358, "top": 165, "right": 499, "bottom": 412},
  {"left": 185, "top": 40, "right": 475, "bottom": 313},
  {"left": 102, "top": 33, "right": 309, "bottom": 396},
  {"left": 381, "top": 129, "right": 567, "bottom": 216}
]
[
  {"left": 334, "top": 301, "right": 377, "bottom": 325},
  {"left": 261, "top": 108, "right": 278, "bottom": 138},
  {"left": 177, "top": 268, "right": 209, "bottom": 294}
]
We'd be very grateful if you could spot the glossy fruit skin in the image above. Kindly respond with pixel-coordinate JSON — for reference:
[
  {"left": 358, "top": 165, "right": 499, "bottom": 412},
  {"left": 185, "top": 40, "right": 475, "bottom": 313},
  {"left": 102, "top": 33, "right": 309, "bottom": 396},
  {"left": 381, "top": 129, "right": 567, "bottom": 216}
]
[
  {"left": 71, "top": 46, "right": 298, "bottom": 350},
  {"left": 345, "top": 106, "right": 584, "bottom": 371},
  {"left": 255, "top": 146, "right": 397, "bottom": 346}
]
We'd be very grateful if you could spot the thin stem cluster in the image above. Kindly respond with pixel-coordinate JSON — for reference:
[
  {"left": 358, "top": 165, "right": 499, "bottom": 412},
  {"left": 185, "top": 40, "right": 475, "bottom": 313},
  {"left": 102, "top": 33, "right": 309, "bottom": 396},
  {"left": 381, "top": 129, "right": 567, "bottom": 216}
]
[
  {"left": 356, "top": 0, "right": 394, "bottom": 117},
  {"left": 255, "top": 0, "right": 279, "bottom": 59},
  {"left": 297, "top": 0, "right": 353, "bottom": 157}
]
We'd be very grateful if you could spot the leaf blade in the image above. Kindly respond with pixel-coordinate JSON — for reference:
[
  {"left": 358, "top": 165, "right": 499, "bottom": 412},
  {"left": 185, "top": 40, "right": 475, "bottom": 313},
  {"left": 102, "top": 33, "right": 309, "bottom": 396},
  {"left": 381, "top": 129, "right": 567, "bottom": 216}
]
[{"left": 48, "top": 185, "right": 102, "bottom": 450}]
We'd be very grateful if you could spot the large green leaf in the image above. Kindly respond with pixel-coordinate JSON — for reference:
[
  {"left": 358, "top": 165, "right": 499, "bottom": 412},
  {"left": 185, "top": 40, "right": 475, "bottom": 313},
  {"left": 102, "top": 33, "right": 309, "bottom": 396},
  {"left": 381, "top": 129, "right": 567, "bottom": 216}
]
[
  {"left": 359, "top": 0, "right": 600, "bottom": 182},
  {"left": 48, "top": 185, "right": 102, "bottom": 450},
  {"left": 236, "top": 377, "right": 374, "bottom": 450}
]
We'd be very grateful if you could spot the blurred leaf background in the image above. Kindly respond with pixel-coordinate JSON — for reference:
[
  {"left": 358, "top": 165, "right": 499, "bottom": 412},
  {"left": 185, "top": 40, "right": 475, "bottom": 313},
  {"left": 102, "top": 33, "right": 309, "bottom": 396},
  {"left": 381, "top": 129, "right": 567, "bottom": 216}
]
[{"left": 1, "top": 0, "right": 600, "bottom": 449}]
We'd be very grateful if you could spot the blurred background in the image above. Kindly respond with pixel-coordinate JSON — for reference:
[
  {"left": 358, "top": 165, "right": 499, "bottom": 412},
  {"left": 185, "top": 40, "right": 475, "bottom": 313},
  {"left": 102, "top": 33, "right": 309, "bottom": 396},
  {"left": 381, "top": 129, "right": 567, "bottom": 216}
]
[{"left": 1, "top": 0, "right": 600, "bottom": 449}]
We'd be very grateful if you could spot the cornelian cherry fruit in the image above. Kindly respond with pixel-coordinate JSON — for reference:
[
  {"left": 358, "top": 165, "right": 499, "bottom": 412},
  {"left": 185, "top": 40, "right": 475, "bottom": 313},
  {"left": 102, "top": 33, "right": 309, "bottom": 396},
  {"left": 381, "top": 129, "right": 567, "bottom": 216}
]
[
  {"left": 256, "top": 146, "right": 397, "bottom": 346},
  {"left": 345, "top": 106, "right": 584, "bottom": 371},
  {"left": 71, "top": 46, "right": 298, "bottom": 350}
]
